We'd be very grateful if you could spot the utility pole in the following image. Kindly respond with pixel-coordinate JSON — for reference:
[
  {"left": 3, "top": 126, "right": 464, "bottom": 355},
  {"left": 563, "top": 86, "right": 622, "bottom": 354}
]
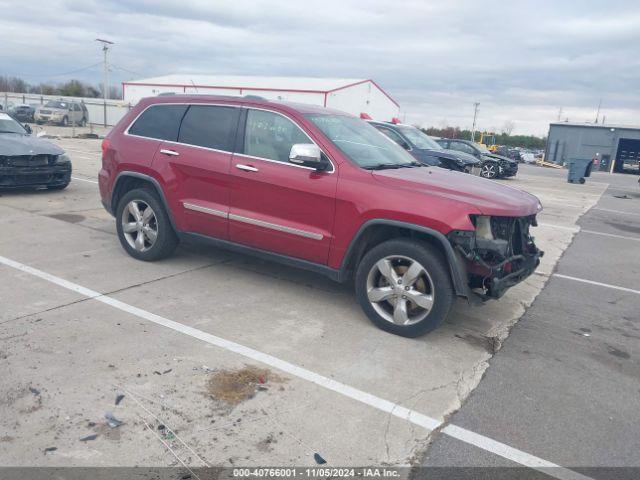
[
  {"left": 96, "top": 38, "right": 114, "bottom": 127},
  {"left": 470, "top": 102, "right": 480, "bottom": 142},
  {"left": 557, "top": 107, "right": 563, "bottom": 122},
  {"left": 594, "top": 99, "right": 602, "bottom": 124}
]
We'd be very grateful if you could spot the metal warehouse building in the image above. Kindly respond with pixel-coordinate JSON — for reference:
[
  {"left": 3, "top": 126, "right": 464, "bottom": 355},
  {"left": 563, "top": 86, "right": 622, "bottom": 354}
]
[
  {"left": 546, "top": 122, "right": 640, "bottom": 174},
  {"left": 122, "top": 75, "right": 400, "bottom": 121}
]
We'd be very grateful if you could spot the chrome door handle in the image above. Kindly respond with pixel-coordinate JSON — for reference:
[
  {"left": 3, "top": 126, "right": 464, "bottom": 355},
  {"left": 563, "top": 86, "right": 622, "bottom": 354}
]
[
  {"left": 160, "top": 149, "right": 180, "bottom": 156},
  {"left": 236, "top": 164, "right": 259, "bottom": 172}
]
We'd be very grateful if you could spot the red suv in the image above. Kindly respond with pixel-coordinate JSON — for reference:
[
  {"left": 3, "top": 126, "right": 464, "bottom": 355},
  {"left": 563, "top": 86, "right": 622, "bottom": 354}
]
[{"left": 99, "top": 95, "right": 543, "bottom": 337}]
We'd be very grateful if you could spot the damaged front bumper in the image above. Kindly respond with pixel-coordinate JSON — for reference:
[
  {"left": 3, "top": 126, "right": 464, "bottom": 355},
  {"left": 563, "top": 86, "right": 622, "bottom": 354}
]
[
  {"left": 449, "top": 215, "right": 543, "bottom": 300},
  {"left": 0, "top": 163, "right": 71, "bottom": 188}
]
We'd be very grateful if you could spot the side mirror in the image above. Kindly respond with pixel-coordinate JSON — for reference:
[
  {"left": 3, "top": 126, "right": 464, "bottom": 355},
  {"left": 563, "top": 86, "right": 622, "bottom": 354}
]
[
  {"left": 289, "top": 143, "right": 327, "bottom": 170},
  {"left": 23, "top": 124, "right": 32, "bottom": 134}
]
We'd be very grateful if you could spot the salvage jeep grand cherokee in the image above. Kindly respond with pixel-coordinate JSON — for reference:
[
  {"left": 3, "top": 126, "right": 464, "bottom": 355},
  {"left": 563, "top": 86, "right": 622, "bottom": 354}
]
[{"left": 99, "top": 95, "right": 543, "bottom": 337}]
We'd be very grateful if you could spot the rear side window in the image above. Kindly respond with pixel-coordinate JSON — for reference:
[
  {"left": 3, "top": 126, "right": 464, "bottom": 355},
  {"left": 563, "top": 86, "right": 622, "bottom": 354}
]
[
  {"left": 178, "top": 105, "right": 240, "bottom": 151},
  {"left": 128, "top": 105, "right": 188, "bottom": 141}
]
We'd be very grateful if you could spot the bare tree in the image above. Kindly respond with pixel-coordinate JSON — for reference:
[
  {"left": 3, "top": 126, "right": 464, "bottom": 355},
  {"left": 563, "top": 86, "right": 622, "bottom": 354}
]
[{"left": 501, "top": 120, "right": 516, "bottom": 136}]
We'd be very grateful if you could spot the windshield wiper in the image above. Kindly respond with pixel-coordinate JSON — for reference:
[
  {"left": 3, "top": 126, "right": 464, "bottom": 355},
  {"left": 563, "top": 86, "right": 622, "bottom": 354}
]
[
  {"left": 398, "top": 161, "right": 424, "bottom": 168},
  {"left": 364, "top": 163, "right": 404, "bottom": 170},
  {"left": 365, "top": 161, "right": 423, "bottom": 170},
  {"left": 0, "top": 130, "right": 23, "bottom": 134}
]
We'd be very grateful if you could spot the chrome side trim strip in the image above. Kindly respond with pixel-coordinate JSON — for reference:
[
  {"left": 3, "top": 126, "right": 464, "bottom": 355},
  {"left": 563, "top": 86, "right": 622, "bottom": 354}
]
[
  {"left": 229, "top": 213, "right": 323, "bottom": 240},
  {"left": 182, "top": 202, "right": 323, "bottom": 240},
  {"left": 183, "top": 202, "right": 227, "bottom": 219}
]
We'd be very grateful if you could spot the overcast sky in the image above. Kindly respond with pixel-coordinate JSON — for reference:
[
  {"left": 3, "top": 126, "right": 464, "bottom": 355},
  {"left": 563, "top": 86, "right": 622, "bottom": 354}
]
[{"left": 1, "top": 0, "right": 639, "bottom": 135}]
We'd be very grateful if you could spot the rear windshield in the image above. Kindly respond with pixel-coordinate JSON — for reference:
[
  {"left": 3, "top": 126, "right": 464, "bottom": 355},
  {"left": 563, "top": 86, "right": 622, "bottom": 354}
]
[{"left": 128, "top": 105, "right": 188, "bottom": 141}]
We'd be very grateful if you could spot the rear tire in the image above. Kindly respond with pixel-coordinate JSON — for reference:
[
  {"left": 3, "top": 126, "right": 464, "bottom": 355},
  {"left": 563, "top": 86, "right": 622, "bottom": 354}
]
[
  {"left": 115, "top": 188, "right": 179, "bottom": 261},
  {"left": 355, "top": 239, "right": 455, "bottom": 337}
]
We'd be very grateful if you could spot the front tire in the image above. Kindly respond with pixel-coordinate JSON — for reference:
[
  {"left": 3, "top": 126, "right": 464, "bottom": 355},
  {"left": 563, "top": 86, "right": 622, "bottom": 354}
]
[
  {"left": 61, "top": 116, "right": 68, "bottom": 127},
  {"left": 116, "top": 188, "right": 179, "bottom": 261},
  {"left": 355, "top": 239, "right": 455, "bottom": 337}
]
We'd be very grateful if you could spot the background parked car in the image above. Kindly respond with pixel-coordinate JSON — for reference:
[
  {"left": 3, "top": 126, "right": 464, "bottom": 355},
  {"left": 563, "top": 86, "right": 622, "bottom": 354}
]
[
  {"left": 369, "top": 121, "right": 481, "bottom": 173},
  {"left": 496, "top": 146, "right": 523, "bottom": 162},
  {"left": 436, "top": 138, "right": 519, "bottom": 179},
  {"left": 11, "top": 104, "right": 36, "bottom": 123},
  {"left": 0, "top": 111, "right": 71, "bottom": 190},
  {"left": 35, "top": 100, "right": 88, "bottom": 126}
]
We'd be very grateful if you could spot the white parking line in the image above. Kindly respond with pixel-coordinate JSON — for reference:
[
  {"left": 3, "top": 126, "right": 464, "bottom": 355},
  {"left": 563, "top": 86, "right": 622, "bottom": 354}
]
[
  {"left": 71, "top": 176, "right": 98, "bottom": 184},
  {"left": 537, "top": 223, "right": 580, "bottom": 232},
  {"left": 581, "top": 229, "right": 640, "bottom": 242},
  {"left": 553, "top": 273, "right": 640, "bottom": 295},
  {"left": 0, "top": 254, "right": 593, "bottom": 480},
  {"left": 592, "top": 207, "right": 640, "bottom": 217}
]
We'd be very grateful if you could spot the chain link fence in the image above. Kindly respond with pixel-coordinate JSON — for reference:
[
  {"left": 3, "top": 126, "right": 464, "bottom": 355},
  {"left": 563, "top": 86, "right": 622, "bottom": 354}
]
[{"left": 1, "top": 91, "right": 132, "bottom": 127}]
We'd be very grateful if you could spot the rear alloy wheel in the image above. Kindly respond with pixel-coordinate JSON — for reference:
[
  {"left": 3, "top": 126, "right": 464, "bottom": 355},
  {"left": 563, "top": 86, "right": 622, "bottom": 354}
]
[
  {"left": 116, "top": 188, "right": 179, "bottom": 261},
  {"left": 480, "top": 162, "right": 498, "bottom": 179},
  {"left": 355, "top": 239, "right": 455, "bottom": 337},
  {"left": 121, "top": 199, "right": 158, "bottom": 253}
]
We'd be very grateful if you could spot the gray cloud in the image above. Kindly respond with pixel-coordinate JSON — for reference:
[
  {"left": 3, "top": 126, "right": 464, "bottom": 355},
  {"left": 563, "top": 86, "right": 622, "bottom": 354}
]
[{"left": 1, "top": 0, "right": 638, "bottom": 134}]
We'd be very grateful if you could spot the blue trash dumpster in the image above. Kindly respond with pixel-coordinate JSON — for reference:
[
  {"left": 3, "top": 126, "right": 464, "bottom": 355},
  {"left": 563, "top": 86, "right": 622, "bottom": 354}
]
[{"left": 567, "top": 158, "right": 593, "bottom": 184}]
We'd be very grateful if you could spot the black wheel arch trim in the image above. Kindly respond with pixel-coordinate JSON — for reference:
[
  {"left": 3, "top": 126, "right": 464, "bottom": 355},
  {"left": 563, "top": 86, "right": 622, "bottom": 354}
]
[
  {"left": 341, "top": 219, "right": 470, "bottom": 297},
  {"left": 108, "top": 171, "right": 178, "bottom": 231}
]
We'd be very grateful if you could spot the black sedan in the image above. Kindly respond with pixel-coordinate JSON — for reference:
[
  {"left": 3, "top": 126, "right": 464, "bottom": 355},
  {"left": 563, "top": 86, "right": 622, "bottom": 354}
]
[
  {"left": 369, "top": 121, "right": 481, "bottom": 173},
  {"left": 0, "top": 112, "right": 71, "bottom": 190},
  {"left": 435, "top": 138, "right": 519, "bottom": 179}
]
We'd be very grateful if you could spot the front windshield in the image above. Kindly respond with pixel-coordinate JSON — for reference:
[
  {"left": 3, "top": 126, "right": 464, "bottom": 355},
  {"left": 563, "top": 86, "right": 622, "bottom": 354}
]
[
  {"left": 306, "top": 114, "right": 415, "bottom": 168},
  {"left": 0, "top": 112, "right": 27, "bottom": 134},
  {"left": 397, "top": 126, "right": 443, "bottom": 150},
  {"left": 44, "top": 101, "right": 69, "bottom": 109}
]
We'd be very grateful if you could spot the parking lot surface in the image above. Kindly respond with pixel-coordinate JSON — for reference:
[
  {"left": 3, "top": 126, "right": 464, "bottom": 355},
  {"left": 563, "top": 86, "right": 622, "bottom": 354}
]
[
  {"left": 0, "top": 137, "right": 620, "bottom": 469},
  {"left": 422, "top": 173, "right": 640, "bottom": 478}
]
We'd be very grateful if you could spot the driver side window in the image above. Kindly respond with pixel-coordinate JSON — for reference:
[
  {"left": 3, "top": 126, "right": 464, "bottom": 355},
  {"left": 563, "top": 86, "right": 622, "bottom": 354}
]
[{"left": 243, "top": 109, "right": 310, "bottom": 163}]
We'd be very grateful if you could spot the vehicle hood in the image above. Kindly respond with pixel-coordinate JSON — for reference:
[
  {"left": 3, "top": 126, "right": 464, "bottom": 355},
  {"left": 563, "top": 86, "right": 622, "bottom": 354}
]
[
  {"left": 481, "top": 152, "right": 517, "bottom": 164},
  {"left": 38, "top": 107, "right": 65, "bottom": 113},
  {"left": 372, "top": 167, "right": 541, "bottom": 217},
  {"left": 0, "top": 134, "right": 64, "bottom": 156}
]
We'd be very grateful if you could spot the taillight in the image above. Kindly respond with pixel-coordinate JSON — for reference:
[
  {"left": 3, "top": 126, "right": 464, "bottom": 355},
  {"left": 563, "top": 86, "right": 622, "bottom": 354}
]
[{"left": 101, "top": 138, "right": 110, "bottom": 156}]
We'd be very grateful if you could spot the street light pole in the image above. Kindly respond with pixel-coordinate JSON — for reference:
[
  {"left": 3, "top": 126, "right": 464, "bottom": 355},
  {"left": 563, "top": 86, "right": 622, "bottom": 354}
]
[
  {"left": 470, "top": 102, "right": 480, "bottom": 142},
  {"left": 95, "top": 38, "right": 114, "bottom": 127}
]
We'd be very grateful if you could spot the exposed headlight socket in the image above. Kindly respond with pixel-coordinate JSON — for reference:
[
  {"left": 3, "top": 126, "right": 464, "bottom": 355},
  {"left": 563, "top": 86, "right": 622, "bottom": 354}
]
[{"left": 474, "top": 215, "right": 494, "bottom": 240}]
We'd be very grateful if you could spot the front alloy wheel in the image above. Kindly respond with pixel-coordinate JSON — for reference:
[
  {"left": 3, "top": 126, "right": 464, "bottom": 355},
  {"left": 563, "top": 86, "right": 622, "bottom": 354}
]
[
  {"left": 480, "top": 163, "right": 498, "bottom": 178},
  {"left": 355, "top": 239, "right": 455, "bottom": 337},
  {"left": 121, "top": 200, "right": 158, "bottom": 252},
  {"left": 366, "top": 256, "right": 434, "bottom": 326}
]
